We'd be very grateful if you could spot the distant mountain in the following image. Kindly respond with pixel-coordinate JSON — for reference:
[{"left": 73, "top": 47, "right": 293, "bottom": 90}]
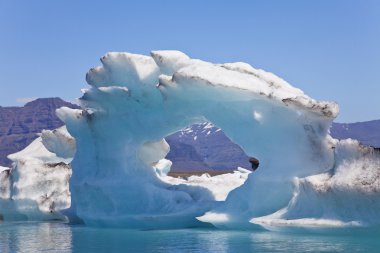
[
  {"left": 165, "top": 123, "right": 251, "bottom": 171},
  {"left": 331, "top": 120, "right": 380, "bottom": 148},
  {"left": 165, "top": 120, "right": 380, "bottom": 171},
  {"left": 0, "top": 98, "right": 80, "bottom": 166},
  {"left": 1, "top": 97, "right": 379, "bottom": 171}
]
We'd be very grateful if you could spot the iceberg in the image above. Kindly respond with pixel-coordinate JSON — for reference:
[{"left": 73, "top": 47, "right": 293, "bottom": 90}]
[
  {"left": 0, "top": 126, "right": 73, "bottom": 221},
  {"left": 2, "top": 50, "right": 380, "bottom": 229},
  {"left": 57, "top": 50, "right": 339, "bottom": 228}
]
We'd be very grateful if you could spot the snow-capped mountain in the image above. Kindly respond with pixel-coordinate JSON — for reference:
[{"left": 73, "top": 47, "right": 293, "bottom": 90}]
[{"left": 165, "top": 122, "right": 251, "bottom": 171}]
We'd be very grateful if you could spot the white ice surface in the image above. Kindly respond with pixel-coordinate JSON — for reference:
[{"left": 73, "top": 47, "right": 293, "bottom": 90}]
[
  {"left": 0, "top": 126, "right": 74, "bottom": 221},
  {"left": 0, "top": 166, "right": 9, "bottom": 174},
  {"left": 162, "top": 169, "right": 251, "bottom": 201},
  {"left": 251, "top": 139, "right": 380, "bottom": 228}
]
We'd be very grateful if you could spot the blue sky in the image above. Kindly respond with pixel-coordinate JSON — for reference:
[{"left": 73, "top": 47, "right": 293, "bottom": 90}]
[{"left": 0, "top": 0, "right": 379, "bottom": 122}]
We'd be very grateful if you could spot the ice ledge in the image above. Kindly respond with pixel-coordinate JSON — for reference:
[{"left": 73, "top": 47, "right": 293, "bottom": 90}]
[
  {"left": 153, "top": 50, "right": 339, "bottom": 118},
  {"left": 85, "top": 50, "right": 338, "bottom": 119}
]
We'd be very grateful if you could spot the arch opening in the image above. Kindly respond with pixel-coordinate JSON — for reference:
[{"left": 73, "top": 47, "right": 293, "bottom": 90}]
[
  {"left": 165, "top": 122, "right": 253, "bottom": 177},
  {"left": 150, "top": 122, "right": 256, "bottom": 203}
]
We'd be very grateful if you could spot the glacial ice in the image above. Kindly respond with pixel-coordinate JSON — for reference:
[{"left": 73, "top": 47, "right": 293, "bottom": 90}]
[
  {"left": 0, "top": 126, "right": 73, "bottom": 221},
  {"left": 2, "top": 50, "right": 380, "bottom": 229},
  {"left": 162, "top": 168, "right": 251, "bottom": 201},
  {"left": 251, "top": 139, "right": 380, "bottom": 228}
]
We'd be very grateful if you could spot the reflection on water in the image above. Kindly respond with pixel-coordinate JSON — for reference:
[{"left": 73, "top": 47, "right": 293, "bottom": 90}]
[
  {"left": 0, "top": 222, "right": 72, "bottom": 253},
  {"left": 1, "top": 222, "right": 380, "bottom": 252}
]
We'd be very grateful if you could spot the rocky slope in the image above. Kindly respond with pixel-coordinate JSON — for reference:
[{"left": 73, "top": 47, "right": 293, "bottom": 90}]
[{"left": 0, "top": 98, "right": 79, "bottom": 166}]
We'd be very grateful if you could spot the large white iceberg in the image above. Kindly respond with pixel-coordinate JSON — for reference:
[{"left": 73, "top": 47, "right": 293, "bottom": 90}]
[{"left": 2, "top": 50, "right": 380, "bottom": 229}]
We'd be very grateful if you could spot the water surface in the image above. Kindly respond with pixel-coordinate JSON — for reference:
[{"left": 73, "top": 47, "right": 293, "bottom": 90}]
[{"left": 1, "top": 222, "right": 379, "bottom": 252}]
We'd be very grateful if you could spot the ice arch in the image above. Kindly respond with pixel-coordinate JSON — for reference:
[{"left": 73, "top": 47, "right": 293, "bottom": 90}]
[{"left": 57, "top": 51, "right": 339, "bottom": 228}]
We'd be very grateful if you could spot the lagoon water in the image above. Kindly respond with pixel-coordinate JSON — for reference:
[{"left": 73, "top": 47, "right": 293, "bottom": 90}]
[{"left": 1, "top": 222, "right": 380, "bottom": 252}]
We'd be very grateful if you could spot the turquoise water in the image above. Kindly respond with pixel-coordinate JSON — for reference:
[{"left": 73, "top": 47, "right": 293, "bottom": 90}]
[{"left": 1, "top": 222, "right": 380, "bottom": 252}]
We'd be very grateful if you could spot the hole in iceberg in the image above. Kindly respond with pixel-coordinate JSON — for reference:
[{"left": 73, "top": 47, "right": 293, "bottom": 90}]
[{"left": 165, "top": 122, "right": 253, "bottom": 177}]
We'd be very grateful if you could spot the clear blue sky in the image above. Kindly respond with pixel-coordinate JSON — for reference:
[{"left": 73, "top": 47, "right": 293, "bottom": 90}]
[{"left": 0, "top": 0, "right": 379, "bottom": 122}]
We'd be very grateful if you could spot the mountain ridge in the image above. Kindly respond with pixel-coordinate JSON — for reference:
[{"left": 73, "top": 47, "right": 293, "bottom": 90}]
[
  {"left": 331, "top": 120, "right": 380, "bottom": 148},
  {"left": 0, "top": 98, "right": 379, "bottom": 170},
  {"left": 0, "top": 97, "right": 80, "bottom": 166}
]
